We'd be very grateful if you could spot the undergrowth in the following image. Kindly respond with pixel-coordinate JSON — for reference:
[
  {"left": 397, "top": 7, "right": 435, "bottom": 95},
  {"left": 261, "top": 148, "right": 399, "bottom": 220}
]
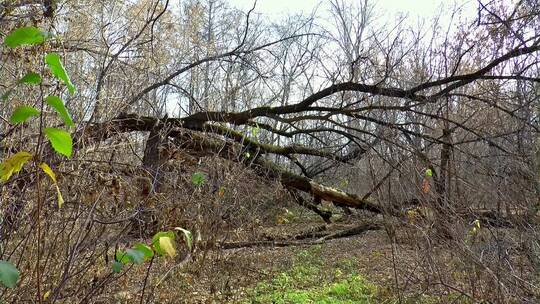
[{"left": 241, "top": 245, "right": 473, "bottom": 304}]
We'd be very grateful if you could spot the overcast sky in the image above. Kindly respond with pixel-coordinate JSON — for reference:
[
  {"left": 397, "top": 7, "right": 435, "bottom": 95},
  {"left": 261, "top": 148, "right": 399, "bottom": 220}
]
[{"left": 228, "top": 0, "right": 477, "bottom": 23}]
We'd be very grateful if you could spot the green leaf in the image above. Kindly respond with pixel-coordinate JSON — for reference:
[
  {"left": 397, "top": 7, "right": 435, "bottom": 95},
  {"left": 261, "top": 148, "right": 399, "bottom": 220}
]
[
  {"left": 44, "top": 128, "right": 72, "bottom": 158},
  {"left": 10, "top": 106, "right": 40, "bottom": 124},
  {"left": 0, "top": 261, "right": 19, "bottom": 288},
  {"left": 18, "top": 72, "right": 42, "bottom": 85},
  {"left": 125, "top": 248, "right": 145, "bottom": 265},
  {"left": 174, "top": 227, "right": 193, "bottom": 251},
  {"left": 425, "top": 168, "right": 433, "bottom": 177},
  {"left": 4, "top": 26, "right": 52, "bottom": 48},
  {"left": 45, "top": 53, "right": 75, "bottom": 95},
  {"left": 116, "top": 247, "right": 149, "bottom": 265},
  {"left": 45, "top": 96, "right": 74, "bottom": 127},
  {"left": 115, "top": 251, "right": 131, "bottom": 265},
  {"left": 134, "top": 243, "right": 154, "bottom": 261},
  {"left": 152, "top": 231, "right": 176, "bottom": 257},
  {"left": 0, "top": 151, "right": 33, "bottom": 182},
  {"left": 191, "top": 172, "right": 206, "bottom": 187},
  {"left": 251, "top": 124, "right": 260, "bottom": 137},
  {"left": 112, "top": 261, "right": 123, "bottom": 273}
]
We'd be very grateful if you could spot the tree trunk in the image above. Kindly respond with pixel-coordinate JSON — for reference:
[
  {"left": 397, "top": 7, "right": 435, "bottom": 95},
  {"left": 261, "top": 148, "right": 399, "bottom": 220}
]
[{"left": 142, "top": 127, "right": 165, "bottom": 193}]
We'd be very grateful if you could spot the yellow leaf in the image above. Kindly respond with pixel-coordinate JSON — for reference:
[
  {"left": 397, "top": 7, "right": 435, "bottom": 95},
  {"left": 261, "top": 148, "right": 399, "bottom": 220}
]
[
  {"left": 0, "top": 151, "right": 32, "bottom": 182},
  {"left": 43, "top": 290, "right": 50, "bottom": 300},
  {"left": 158, "top": 236, "right": 176, "bottom": 257},
  {"left": 39, "top": 162, "right": 64, "bottom": 208},
  {"left": 39, "top": 162, "right": 56, "bottom": 183},
  {"left": 55, "top": 185, "right": 64, "bottom": 208}
]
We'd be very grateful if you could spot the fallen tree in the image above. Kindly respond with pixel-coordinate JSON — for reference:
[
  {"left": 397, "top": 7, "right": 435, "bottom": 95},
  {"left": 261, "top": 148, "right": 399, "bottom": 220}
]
[
  {"left": 81, "top": 114, "right": 529, "bottom": 229},
  {"left": 82, "top": 114, "right": 384, "bottom": 213},
  {"left": 219, "top": 222, "right": 383, "bottom": 249}
]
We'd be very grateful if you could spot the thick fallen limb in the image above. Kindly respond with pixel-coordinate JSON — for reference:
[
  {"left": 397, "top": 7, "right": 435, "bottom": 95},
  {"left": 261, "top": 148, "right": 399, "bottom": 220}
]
[
  {"left": 292, "top": 224, "right": 329, "bottom": 240},
  {"left": 83, "top": 115, "right": 385, "bottom": 213},
  {"left": 462, "top": 209, "right": 515, "bottom": 228},
  {"left": 287, "top": 189, "right": 333, "bottom": 223},
  {"left": 81, "top": 115, "right": 527, "bottom": 228},
  {"left": 219, "top": 222, "right": 382, "bottom": 249},
  {"left": 254, "top": 157, "right": 383, "bottom": 212}
]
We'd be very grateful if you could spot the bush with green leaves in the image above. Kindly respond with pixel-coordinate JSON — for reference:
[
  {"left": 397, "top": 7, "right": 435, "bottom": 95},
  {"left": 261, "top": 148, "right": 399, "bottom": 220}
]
[
  {"left": 2, "top": 26, "right": 74, "bottom": 204},
  {"left": 112, "top": 228, "right": 193, "bottom": 273},
  {"left": 0, "top": 25, "right": 194, "bottom": 295},
  {"left": 0, "top": 25, "right": 75, "bottom": 290}
]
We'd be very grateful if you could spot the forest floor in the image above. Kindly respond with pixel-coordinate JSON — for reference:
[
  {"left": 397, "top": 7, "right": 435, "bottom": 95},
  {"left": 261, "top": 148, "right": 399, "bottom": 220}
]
[
  {"left": 81, "top": 160, "right": 534, "bottom": 304},
  {"left": 109, "top": 209, "right": 519, "bottom": 304}
]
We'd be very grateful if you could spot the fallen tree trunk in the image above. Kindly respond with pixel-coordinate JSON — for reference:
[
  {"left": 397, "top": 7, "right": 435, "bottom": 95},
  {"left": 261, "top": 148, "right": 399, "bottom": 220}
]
[
  {"left": 288, "top": 189, "right": 333, "bottom": 224},
  {"left": 219, "top": 222, "right": 382, "bottom": 249},
  {"left": 252, "top": 157, "right": 383, "bottom": 213},
  {"left": 83, "top": 114, "right": 525, "bottom": 228},
  {"left": 461, "top": 209, "right": 515, "bottom": 228},
  {"left": 82, "top": 114, "right": 385, "bottom": 213}
]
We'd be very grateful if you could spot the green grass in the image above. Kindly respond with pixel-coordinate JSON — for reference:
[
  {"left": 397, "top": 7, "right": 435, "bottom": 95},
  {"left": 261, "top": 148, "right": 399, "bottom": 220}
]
[
  {"left": 243, "top": 246, "right": 376, "bottom": 303},
  {"left": 242, "top": 246, "right": 473, "bottom": 304},
  {"left": 246, "top": 271, "right": 376, "bottom": 303}
]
